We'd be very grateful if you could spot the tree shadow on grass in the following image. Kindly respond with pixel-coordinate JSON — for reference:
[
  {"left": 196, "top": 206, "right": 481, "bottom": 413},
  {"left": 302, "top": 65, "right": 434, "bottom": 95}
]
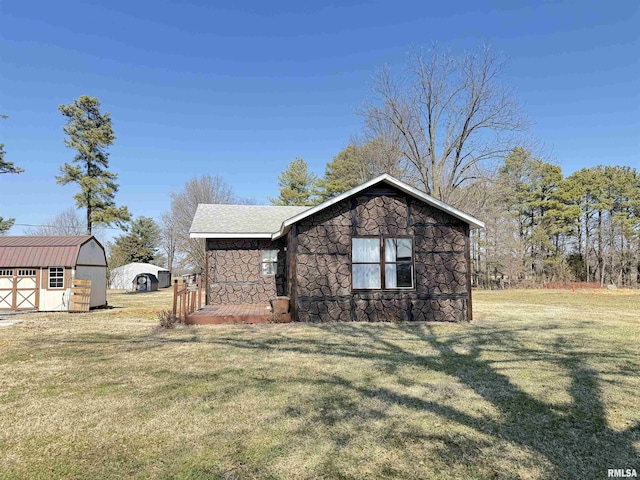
[
  {"left": 17, "top": 320, "right": 638, "bottom": 478},
  {"left": 396, "top": 325, "right": 638, "bottom": 478},
  {"left": 202, "top": 322, "right": 639, "bottom": 479}
]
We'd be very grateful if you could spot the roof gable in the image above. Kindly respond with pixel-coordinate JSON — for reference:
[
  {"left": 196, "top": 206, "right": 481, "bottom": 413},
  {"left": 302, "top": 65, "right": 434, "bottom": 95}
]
[{"left": 272, "top": 174, "right": 484, "bottom": 239}]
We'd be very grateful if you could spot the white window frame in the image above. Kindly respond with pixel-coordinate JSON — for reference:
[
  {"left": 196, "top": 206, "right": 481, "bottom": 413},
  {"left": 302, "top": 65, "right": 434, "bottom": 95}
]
[
  {"left": 261, "top": 250, "right": 278, "bottom": 276},
  {"left": 49, "top": 267, "right": 65, "bottom": 289},
  {"left": 351, "top": 236, "right": 414, "bottom": 291}
]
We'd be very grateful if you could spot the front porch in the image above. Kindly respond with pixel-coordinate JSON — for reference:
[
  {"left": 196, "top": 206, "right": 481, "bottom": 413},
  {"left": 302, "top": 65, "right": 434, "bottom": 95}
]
[
  {"left": 172, "top": 277, "right": 292, "bottom": 325},
  {"left": 184, "top": 303, "right": 292, "bottom": 325}
]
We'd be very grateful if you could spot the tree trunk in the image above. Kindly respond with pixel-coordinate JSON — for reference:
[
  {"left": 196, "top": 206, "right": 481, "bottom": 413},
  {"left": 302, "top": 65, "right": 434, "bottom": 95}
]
[
  {"left": 86, "top": 199, "right": 92, "bottom": 235},
  {"left": 597, "top": 210, "right": 603, "bottom": 286},
  {"left": 584, "top": 213, "right": 590, "bottom": 283},
  {"left": 86, "top": 160, "right": 92, "bottom": 235}
]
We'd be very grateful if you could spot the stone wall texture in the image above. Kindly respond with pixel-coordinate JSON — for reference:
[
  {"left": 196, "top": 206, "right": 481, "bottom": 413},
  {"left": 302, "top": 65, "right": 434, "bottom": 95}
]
[
  {"left": 205, "top": 185, "right": 472, "bottom": 322},
  {"left": 206, "top": 239, "right": 285, "bottom": 304},
  {"left": 293, "top": 186, "right": 470, "bottom": 322}
]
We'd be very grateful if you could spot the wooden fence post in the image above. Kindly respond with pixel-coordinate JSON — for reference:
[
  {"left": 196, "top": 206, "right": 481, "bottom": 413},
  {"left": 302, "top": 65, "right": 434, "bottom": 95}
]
[
  {"left": 172, "top": 279, "right": 178, "bottom": 317},
  {"left": 197, "top": 275, "right": 202, "bottom": 310}
]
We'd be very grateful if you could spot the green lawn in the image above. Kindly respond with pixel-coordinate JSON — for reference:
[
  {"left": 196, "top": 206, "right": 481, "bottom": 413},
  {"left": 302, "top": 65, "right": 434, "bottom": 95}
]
[{"left": 0, "top": 289, "right": 638, "bottom": 479}]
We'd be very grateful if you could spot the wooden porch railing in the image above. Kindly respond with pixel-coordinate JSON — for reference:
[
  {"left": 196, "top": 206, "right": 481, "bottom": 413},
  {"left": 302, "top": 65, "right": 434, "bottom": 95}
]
[{"left": 172, "top": 275, "right": 202, "bottom": 322}]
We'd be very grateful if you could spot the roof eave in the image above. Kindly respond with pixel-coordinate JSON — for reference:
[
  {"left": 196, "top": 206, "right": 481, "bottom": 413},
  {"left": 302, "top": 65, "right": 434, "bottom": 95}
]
[
  {"left": 271, "top": 229, "right": 287, "bottom": 241},
  {"left": 385, "top": 177, "right": 486, "bottom": 229},
  {"left": 189, "top": 232, "right": 274, "bottom": 239}
]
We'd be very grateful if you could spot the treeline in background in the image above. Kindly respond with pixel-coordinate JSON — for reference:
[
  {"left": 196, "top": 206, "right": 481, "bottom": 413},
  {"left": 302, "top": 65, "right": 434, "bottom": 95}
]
[
  {"left": 269, "top": 144, "right": 640, "bottom": 289},
  {"left": 4, "top": 46, "right": 638, "bottom": 288}
]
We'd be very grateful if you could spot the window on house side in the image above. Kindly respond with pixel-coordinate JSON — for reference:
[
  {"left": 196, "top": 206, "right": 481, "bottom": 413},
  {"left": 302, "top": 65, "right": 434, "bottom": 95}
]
[
  {"left": 384, "top": 238, "right": 414, "bottom": 288},
  {"left": 352, "top": 237, "right": 414, "bottom": 290},
  {"left": 49, "top": 267, "right": 64, "bottom": 288},
  {"left": 261, "top": 250, "right": 278, "bottom": 276},
  {"left": 352, "top": 238, "right": 381, "bottom": 289}
]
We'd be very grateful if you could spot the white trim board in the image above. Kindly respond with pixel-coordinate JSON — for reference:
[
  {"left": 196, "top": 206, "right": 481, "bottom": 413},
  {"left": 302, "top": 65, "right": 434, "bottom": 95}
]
[{"left": 190, "top": 232, "right": 273, "bottom": 239}]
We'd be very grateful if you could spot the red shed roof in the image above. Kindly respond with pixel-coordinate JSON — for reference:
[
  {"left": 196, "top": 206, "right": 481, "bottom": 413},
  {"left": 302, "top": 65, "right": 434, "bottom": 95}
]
[{"left": 0, "top": 236, "right": 96, "bottom": 268}]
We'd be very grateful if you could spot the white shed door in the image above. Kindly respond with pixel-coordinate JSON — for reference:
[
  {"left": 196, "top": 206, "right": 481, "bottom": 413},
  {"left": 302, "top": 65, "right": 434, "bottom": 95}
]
[
  {"left": 0, "top": 269, "right": 38, "bottom": 310},
  {"left": 0, "top": 270, "right": 13, "bottom": 309}
]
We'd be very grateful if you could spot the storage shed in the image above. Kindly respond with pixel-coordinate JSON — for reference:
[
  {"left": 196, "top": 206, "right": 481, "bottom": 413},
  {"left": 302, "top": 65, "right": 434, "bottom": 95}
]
[
  {"left": 0, "top": 235, "right": 107, "bottom": 311},
  {"left": 190, "top": 174, "right": 484, "bottom": 323},
  {"left": 109, "top": 262, "right": 171, "bottom": 291}
]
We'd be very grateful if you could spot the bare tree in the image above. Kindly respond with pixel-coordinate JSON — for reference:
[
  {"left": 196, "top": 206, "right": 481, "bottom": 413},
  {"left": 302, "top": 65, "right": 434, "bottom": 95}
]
[
  {"left": 168, "top": 175, "right": 247, "bottom": 273},
  {"left": 363, "top": 45, "right": 527, "bottom": 206},
  {"left": 360, "top": 136, "right": 415, "bottom": 183},
  {"left": 25, "top": 207, "right": 87, "bottom": 236},
  {"left": 159, "top": 211, "right": 178, "bottom": 272},
  {"left": 25, "top": 207, "right": 107, "bottom": 245}
]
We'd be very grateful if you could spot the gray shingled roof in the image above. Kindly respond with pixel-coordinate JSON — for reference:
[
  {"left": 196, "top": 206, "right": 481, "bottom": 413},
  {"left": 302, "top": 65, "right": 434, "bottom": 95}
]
[{"left": 190, "top": 204, "right": 310, "bottom": 235}]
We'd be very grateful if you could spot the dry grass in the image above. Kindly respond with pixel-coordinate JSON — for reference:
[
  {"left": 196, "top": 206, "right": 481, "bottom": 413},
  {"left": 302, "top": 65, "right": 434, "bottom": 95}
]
[{"left": 0, "top": 289, "right": 638, "bottom": 479}]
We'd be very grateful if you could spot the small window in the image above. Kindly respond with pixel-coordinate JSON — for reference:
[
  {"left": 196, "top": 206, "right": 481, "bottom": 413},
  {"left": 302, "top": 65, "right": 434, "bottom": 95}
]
[
  {"left": 261, "top": 250, "right": 278, "bottom": 276},
  {"left": 49, "top": 267, "right": 64, "bottom": 288},
  {"left": 0, "top": 269, "right": 13, "bottom": 276},
  {"left": 18, "top": 269, "right": 36, "bottom": 276}
]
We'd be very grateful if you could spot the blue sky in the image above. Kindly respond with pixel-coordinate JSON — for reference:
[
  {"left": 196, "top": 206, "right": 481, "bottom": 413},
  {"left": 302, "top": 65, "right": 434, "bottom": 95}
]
[{"left": 1, "top": 0, "right": 638, "bottom": 236}]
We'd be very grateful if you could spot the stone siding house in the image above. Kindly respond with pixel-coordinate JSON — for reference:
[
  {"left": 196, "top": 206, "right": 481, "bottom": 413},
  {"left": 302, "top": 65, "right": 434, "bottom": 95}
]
[{"left": 190, "top": 174, "right": 484, "bottom": 322}]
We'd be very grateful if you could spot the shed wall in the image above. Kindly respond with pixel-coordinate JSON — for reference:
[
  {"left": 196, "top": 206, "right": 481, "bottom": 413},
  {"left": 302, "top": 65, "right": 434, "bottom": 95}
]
[
  {"left": 75, "top": 266, "right": 107, "bottom": 307},
  {"left": 38, "top": 267, "right": 72, "bottom": 311},
  {"left": 157, "top": 271, "right": 171, "bottom": 288}
]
